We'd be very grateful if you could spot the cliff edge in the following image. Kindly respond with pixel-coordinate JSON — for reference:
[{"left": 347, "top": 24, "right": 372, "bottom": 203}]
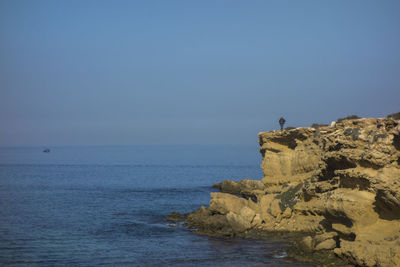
[{"left": 171, "top": 117, "right": 400, "bottom": 266}]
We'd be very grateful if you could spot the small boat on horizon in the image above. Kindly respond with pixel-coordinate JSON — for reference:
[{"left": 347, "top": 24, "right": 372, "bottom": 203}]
[{"left": 43, "top": 148, "right": 50, "bottom": 153}]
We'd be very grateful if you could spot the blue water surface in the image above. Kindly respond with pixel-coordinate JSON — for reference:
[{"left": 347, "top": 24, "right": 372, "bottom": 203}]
[{"left": 0, "top": 145, "right": 313, "bottom": 266}]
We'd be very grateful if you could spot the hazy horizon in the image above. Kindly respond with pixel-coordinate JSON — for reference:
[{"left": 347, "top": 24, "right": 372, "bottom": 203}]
[{"left": 1, "top": 0, "right": 399, "bottom": 146}]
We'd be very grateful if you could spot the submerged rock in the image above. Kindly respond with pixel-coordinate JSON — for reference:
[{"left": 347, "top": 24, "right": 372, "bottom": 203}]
[{"left": 166, "top": 211, "right": 185, "bottom": 222}]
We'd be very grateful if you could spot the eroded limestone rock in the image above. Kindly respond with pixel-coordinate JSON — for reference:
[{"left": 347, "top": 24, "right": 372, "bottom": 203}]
[{"left": 173, "top": 117, "right": 400, "bottom": 266}]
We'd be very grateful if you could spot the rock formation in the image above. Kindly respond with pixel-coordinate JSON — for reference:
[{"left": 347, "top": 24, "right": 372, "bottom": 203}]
[{"left": 169, "top": 117, "right": 400, "bottom": 266}]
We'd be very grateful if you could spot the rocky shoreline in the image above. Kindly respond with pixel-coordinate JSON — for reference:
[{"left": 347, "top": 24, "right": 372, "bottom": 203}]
[{"left": 168, "top": 117, "right": 400, "bottom": 266}]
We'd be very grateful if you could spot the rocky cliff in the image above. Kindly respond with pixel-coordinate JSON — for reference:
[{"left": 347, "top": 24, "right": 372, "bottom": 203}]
[{"left": 169, "top": 117, "right": 400, "bottom": 266}]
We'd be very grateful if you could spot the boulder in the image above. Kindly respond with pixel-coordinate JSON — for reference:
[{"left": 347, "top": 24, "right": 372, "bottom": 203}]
[{"left": 314, "top": 239, "right": 336, "bottom": 250}]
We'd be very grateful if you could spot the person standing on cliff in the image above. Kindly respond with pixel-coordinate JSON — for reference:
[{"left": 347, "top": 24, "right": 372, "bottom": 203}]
[{"left": 279, "top": 117, "right": 286, "bottom": 130}]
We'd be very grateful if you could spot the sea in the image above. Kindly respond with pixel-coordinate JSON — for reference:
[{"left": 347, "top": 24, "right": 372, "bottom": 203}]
[{"left": 0, "top": 145, "right": 313, "bottom": 266}]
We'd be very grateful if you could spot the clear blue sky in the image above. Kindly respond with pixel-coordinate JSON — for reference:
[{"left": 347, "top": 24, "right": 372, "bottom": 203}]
[{"left": 1, "top": 0, "right": 399, "bottom": 146}]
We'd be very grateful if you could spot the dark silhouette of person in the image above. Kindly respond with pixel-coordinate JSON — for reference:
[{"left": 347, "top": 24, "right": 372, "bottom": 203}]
[{"left": 279, "top": 117, "right": 286, "bottom": 130}]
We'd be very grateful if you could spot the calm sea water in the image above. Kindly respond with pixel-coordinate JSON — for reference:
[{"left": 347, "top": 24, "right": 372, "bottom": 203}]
[{"left": 0, "top": 145, "right": 312, "bottom": 266}]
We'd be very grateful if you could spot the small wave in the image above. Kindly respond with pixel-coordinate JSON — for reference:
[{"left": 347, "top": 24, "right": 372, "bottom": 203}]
[
  {"left": 165, "top": 221, "right": 186, "bottom": 228},
  {"left": 272, "top": 249, "right": 288, "bottom": 259}
]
